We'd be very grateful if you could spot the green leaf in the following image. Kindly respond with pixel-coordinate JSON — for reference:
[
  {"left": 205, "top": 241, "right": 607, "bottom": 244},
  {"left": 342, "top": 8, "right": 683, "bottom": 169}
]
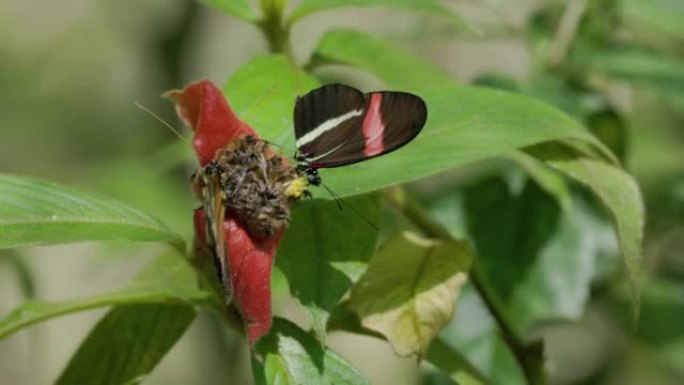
[
  {"left": 223, "top": 55, "right": 320, "bottom": 146},
  {"left": 527, "top": 143, "right": 644, "bottom": 315},
  {"left": 310, "top": 29, "right": 455, "bottom": 88},
  {"left": 57, "top": 304, "right": 196, "bottom": 385},
  {"left": 288, "top": 0, "right": 463, "bottom": 26},
  {"left": 426, "top": 338, "right": 490, "bottom": 385},
  {"left": 90, "top": 141, "right": 196, "bottom": 240},
  {"left": 622, "top": 0, "right": 684, "bottom": 39},
  {"left": 349, "top": 232, "right": 473, "bottom": 357},
  {"left": 198, "top": 0, "right": 260, "bottom": 22},
  {"left": 464, "top": 177, "right": 561, "bottom": 303},
  {"left": 440, "top": 286, "right": 525, "bottom": 385},
  {"left": 327, "top": 302, "right": 489, "bottom": 384},
  {"left": 224, "top": 55, "right": 614, "bottom": 200},
  {"left": 252, "top": 317, "right": 369, "bottom": 385},
  {"left": 586, "top": 108, "right": 628, "bottom": 163},
  {"left": 319, "top": 83, "right": 614, "bottom": 197},
  {"left": 660, "top": 338, "right": 684, "bottom": 375},
  {"left": 276, "top": 194, "right": 381, "bottom": 342},
  {"left": 0, "top": 252, "right": 209, "bottom": 339},
  {"left": 0, "top": 250, "right": 36, "bottom": 299},
  {"left": 620, "top": 276, "right": 684, "bottom": 345},
  {"left": 0, "top": 174, "right": 183, "bottom": 249},
  {"left": 506, "top": 151, "right": 573, "bottom": 213},
  {"left": 509, "top": 198, "right": 618, "bottom": 328},
  {"left": 576, "top": 48, "right": 684, "bottom": 94},
  {"left": 524, "top": 74, "right": 586, "bottom": 119}
]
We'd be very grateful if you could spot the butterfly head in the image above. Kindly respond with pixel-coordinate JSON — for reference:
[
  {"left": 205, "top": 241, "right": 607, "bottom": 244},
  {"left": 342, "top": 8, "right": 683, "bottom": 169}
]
[
  {"left": 305, "top": 170, "right": 321, "bottom": 186},
  {"left": 294, "top": 154, "right": 322, "bottom": 186}
]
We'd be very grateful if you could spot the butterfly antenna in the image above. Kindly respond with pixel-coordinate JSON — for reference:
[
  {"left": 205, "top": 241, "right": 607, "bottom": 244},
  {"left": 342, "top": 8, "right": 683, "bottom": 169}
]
[
  {"left": 135, "top": 101, "right": 191, "bottom": 145},
  {"left": 319, "top": 181, "right": 380, "bottom": 231},
  {"left": 320, "top": 182, "right": 343, "bottom": 210}
]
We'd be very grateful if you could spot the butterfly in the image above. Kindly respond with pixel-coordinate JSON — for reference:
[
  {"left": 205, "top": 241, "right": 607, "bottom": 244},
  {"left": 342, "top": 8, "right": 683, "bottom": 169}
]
[{"left": 293, "top": 83, "right": 427, "bottom": 186}]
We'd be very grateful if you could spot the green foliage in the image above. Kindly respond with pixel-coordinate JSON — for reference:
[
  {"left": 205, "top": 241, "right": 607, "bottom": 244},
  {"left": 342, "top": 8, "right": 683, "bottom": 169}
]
[
  {"left": 528, "top": 143, "right": 644, "bottom": 316},
  {"left": 622, "top": 0, "right": 684, "bottom": 38},
  {"left": 508, "top": 198, "right": 617, "bottom": 328},
  {"left": 277, "top": 194, "right": 382, "bottom": 342},
  {"left": 288, "top": 0, "right": 463, "bottom": 26},
  {"left": 1, "top": 0, "right": 661, "bottom": 384},
  {"left": 349, "top": 232, "right": 472, "bottom": 357},
  {"left": 197, "top": 0, "right": 259, "bottom": 22},
  {"left": 426, "top": 338, "right": 489, "bottom": 385},
  {"left": 0, "top": 252, "right": 208, "bottom": 339},
  {"left": 575, "top": 48, "right": 684, "bottom": 94},
  {"left": 464, "top": 178, "right": 561, "bottom": 303},
  {"left": 506, "top": 152, "right": 573, "bottom": 213},
  {"left": 57, "top": 304, "right": 196, "bottom": 385},
  {"left": 311, "top": 29, "right": 456, "bottom": 88},
  {"left": 223, "top": 55, "right": 319, "bottom": 145},
  {"left": 252, "top": 318, "right": 370, "bottom": 385},
  {"left": 0, "top": 250, "right": 35, "bottom": 299},
  {"left": 0, "top": 174, "right": 183, "bottom": 250}
]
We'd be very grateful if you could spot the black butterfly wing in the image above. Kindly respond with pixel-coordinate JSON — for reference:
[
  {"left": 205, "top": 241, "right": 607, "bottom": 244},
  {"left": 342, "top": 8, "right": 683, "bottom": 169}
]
[
  {"left": 294, "top": 84, "right": 367, "bottom": 158},
  {"left": 294, "top": 84, "right": 427, "bottom": 168}
]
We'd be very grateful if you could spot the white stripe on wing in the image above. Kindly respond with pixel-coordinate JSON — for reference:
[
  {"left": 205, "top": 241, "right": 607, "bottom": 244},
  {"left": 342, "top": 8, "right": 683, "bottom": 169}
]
[
  {"left": 308, "top": 142, "right": 345, "bottom": 161},
  {"left": 296, "top": 108, "right": 364, "bottom": 147}
]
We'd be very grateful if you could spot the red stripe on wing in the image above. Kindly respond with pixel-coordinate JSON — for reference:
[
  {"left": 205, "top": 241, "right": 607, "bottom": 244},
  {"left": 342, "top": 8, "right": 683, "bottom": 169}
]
[{"left": 361, "top": 93, "right": 386, "bottom": 157}]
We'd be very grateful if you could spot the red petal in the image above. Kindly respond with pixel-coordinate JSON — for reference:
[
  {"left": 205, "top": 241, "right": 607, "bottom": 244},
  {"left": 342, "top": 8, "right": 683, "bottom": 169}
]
[
  {"left": 193, "top": 207, "right": 281, "bottom": 343},
  {"left": 225, "top": 216, "right": 283, "bottom": 343},
  {"left": 165, "top": 79, "right": 257, "bottom": 166}
]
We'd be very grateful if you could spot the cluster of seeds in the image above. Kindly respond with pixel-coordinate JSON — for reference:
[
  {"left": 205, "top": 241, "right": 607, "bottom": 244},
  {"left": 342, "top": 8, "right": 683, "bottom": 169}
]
[{"left": 192, "top": 135, "right": 307, "bottom": 238}]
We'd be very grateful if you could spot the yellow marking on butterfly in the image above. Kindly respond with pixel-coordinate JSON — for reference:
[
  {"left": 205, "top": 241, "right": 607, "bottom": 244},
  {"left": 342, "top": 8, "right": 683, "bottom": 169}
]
[{"left": 284, "top": 177, "right": 308, "bottom": 199}]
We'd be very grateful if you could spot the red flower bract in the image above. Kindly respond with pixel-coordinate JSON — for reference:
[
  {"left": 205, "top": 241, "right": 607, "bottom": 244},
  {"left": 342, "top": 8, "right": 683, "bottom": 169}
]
[
  {"left": 165, "top": 79, "right": 257, "bottom": 166},
  {"left": 168, "top": 79, "right": 282, "bottom": 343},
  {"left": 193, "top": 208, "right": 282, "bottom": 342}
]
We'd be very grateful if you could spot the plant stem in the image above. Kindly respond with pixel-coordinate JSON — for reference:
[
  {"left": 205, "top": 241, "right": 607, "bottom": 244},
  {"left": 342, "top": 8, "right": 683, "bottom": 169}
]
[
  {"left": 384, "top": 187, "right": 547, "bottom": 385},
  {"left": 256, "top": 0, "right": 307, "bottom": 94},
  {"left": 470, "top": 264, "right": 546, "bottom": 384},
  {"left": 547, "top": 0, "right": 587, "bottom": 68},
  {"left": 258, "top": 0, "right": 294, "bottom": 60}
]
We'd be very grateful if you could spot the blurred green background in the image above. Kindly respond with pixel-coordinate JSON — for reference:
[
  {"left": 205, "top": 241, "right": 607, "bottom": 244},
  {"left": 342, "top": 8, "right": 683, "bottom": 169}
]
[{"left": 0, "top": 0, "right": 682, "bottom": 384}]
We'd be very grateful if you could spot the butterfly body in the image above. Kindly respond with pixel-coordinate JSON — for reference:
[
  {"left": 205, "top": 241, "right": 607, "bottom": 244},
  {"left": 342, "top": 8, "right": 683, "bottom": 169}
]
[{"left": 295, "top": 157, "right": 322, "bottom": 186}]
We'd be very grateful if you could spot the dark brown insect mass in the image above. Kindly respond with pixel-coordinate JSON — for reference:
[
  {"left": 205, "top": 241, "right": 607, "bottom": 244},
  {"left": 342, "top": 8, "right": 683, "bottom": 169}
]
[{"left": 192, "top": 135, "right": 306, "bottom": 239}]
